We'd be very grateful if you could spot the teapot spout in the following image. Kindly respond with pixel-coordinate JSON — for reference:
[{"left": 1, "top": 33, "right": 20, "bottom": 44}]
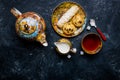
[{"left": 36, "top": 32, "right": 48, "bottom": 47}]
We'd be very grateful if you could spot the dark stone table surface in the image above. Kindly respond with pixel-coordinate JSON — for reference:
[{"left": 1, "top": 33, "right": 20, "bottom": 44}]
[{"left": 0, "top": 0, "right": 120, "bottom": 80}]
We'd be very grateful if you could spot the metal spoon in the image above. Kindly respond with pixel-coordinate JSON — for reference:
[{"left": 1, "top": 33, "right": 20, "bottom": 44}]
[{"left": 90, "top": 19, "right": 107, "bottom": 41}]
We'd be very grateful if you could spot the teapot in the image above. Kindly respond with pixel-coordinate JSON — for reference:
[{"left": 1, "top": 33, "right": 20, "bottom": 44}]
[{"left": 11, "top": 8, "right": 48, "bottom": 46}]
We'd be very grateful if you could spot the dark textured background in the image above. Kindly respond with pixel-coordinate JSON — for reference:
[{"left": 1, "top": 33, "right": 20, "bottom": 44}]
[{"left": 0, "top": 0, "right": 120, "bottom": 80}]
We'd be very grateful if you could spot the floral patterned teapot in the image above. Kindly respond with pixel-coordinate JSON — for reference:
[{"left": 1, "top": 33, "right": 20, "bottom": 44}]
[{"left": 11, "top": 8, "right": 48, "bottom": 46}]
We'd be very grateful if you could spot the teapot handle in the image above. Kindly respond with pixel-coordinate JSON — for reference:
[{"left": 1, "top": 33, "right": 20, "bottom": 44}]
[{"left": 11, "top": 8, "right": 22, "bottom": 18}]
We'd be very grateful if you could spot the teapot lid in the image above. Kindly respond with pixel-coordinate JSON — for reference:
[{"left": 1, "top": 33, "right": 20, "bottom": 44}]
[
  {"left": 18, "top": 17, "right": 41, "bottom": 39},
  {"left": 19, "top": 17, "right": 38, "bottom": 34}
]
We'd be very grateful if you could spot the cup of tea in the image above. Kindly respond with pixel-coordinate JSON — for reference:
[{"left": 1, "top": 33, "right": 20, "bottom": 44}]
[{"left": 81, "top": 33, "right": 102, "bottom": 55}]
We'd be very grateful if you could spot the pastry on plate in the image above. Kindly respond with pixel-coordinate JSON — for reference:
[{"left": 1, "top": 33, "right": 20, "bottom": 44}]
[
  {"left": 62, "top": 22, "right": 76, "bottom": 35},
  {"left": 57, "top": 5, "right": 79, "bottom": 28},
  {"left": 72, "top": 13, "right": 85, "bottom": 27}
]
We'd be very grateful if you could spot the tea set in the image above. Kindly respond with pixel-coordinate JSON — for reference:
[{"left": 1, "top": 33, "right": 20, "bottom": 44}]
[{"left": 11, "top": 1, "right": 106, "bottom": 58}]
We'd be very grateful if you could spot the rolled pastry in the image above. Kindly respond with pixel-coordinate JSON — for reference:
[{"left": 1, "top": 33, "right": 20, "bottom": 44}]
[{"left": 57, "top": 5, "right": 79, "bottom": 28}]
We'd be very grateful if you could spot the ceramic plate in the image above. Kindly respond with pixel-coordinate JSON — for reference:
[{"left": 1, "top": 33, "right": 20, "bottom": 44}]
[{"left": 51, "top": 1, "right": 87, "bottom": 37}]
